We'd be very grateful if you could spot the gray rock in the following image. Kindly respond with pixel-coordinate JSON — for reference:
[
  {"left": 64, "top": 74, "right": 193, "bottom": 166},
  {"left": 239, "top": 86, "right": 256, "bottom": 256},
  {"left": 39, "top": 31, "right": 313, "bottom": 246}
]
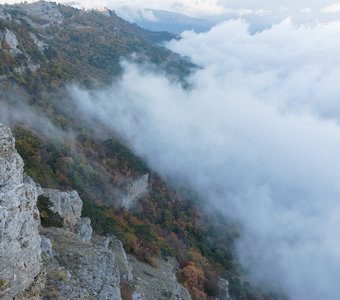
[
  {"left": 41, "top": 227, "right": 122, "bottom": 300},
  {"left": 0, "top": 125, "right": 23, "bottom": 187},
  {"left": 42, "top": 188, "right": 83, "bottom": 229},
  {"left": 4, "top": 28, "right": 18, "bottom": 48},
  {"left": 20, "top": 2, "right": 64, "bottom": 26},
  {"left": 75, "top": 217, "right": 93, "bottom": 241},
  {"left": 3, "top": 28, "right": 22, "bottom": 56},
  {"left": 29, "top": 32, "right": 49, "bottom": 52},
  {"left": 41, "top": 235, "right": 53, "bottom": 258},
  {"left": 217, "top": 278, "right": 232, "bottom": 300},
  {"left": 128, "top": 255, "right": 191, "bottom": 300},
  {"left": 132, "top": 291, "right": 145, "bottom": 300},
  {"left": 120, "top": 174, "right": 149, "bottom": 210},
  {"left": 109, "top": 236, "right": 134, "bottom": 283},
  {"left": 0, "top": 124, "right": 42, "bottom": 299}
]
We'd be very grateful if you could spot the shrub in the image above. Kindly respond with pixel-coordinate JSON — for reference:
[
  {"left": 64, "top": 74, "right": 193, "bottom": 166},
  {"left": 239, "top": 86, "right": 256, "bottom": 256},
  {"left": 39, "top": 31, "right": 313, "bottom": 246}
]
[{"left": 37, "top": 195, "right": 63, "bottom": 228}]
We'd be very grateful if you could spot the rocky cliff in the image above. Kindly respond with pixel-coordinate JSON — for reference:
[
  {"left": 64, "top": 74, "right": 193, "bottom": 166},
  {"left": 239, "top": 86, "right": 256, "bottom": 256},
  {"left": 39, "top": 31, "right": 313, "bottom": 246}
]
[
  {"left": 0, "top": 124, "right": 43, "bottom": 299},
  {"left": 0, "top": 124, "right": 194, "bottom": 300}
]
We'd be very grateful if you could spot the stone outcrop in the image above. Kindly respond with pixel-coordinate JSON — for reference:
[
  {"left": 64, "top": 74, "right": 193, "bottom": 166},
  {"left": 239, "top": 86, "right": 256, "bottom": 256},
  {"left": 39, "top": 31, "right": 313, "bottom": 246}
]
[
  {"left": 29, "top": 33, "right": 49, "bottom": 53},
  {"left": 0, "top": 124, "right": 42, "bottom": 299},
  {"left": 41, "top": 235, "right": 53, "bottom": 258},
  {"left": 41, "top": 189, "right": 83, "bottom": 229},
  {"left": 41, "top": 227, "right": 122, "bottom": 300},
  {"left": 20, "top": 1, "right": 64, "bottom": 26},
  {"left": 41, "top": 188, "right": 93, "bottom": 241},
  {"left": 0, "top": 27, "right": 40, "bottom": 73},
  {"left": 128, "top": 255, "right": 191, "bottom": 300},
  {"left": 75, "top": 217, "right": 93, "bottom": 241},
  {"left": 1, "top": 29, "right": 22, "bottom": 56},
  {"left": 97, "top": 235, "right": 134, "bottom": 283},
  {"left": 120, "top": 174, "right": 149, "bottom": 210},
  {"left": 217, "top": 278, "right": 232, "bottom": 300}
]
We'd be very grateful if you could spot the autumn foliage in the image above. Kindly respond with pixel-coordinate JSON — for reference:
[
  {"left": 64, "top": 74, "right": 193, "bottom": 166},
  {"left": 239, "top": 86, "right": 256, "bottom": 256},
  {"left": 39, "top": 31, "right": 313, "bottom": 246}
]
[{"left": 177, "top": 262, "right": 207, "bottom": 300}]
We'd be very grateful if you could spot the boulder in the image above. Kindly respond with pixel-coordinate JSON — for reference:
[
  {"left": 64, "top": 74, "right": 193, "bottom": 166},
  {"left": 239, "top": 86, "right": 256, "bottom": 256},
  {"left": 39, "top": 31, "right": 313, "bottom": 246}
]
[
  {"left": 41, "top": 235, "right": 53, "bottom": 258},
  {"left": 75, "top": 217, "right": 93, "bottom": 241},
  {"left": 42, "top": 189, "right": 83, "bottom": 229}
]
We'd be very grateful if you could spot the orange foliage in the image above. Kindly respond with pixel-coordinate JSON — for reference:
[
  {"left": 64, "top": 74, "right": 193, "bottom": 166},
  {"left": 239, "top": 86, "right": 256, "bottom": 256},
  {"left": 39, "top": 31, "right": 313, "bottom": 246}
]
[{"left": 177, "top": 263, "right": 207, "bottom": 300}]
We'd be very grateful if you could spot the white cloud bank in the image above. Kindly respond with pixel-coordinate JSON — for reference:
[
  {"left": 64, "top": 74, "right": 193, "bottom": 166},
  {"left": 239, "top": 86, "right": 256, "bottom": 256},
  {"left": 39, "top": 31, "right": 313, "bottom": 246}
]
[
  {"left": 71, "top": 20, "right": 340, "bottom": 300},
  {"left": 323, "top": 2, "right": 340, "bottom": 13}
]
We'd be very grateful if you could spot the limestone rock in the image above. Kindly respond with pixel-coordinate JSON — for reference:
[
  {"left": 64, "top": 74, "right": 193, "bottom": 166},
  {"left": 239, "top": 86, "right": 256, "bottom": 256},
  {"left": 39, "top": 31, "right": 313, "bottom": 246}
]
[
  {"left": 41, "top": 227, "right": 122, "bottom": 300},
  {"left": 20, "top": 2, "right": 64, "bottom": 26},
  {"left": 75, "top": 217, "right": 93, "bottom": 241},
  {"left": 128, "top": 255, "right": 191, "bottom": 300},
  {"left": 2, "top": 28, "right": 22, "bottom": 56},
  {"left": 132, "top": 291, "right": 144, "bottom": 300},
  {"left": 29, "top": 32, "right": 49, "bottom": 52},
  {"left": 0, "top": 124, "right": 42, "bottom": 299},
  {"left": 41, "top": 235, "right": 53, "bottom": 258},
  {"left": 42, "top": 188, "right": 83, "bottom": 229},
  {"left": 4, "top": 29, "right": 18, "bottom": 49},
  {"left": 108, "top": 235, "right": 134, "bottom": 283},
  {"left": 0, "top": 125, "right": 23, "bottom": 187},
  {"left": 217, "top": 278, "right": 232, "bottom": 300},
  {"left": 120, "top": 174, "right": 149, "bottom": 210}
]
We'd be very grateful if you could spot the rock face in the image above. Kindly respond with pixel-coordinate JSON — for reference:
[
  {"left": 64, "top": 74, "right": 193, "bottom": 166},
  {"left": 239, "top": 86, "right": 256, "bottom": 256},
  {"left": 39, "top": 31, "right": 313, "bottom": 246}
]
[
  {"left": 19, "top": 1, "right": 64, "bottom": 26},
  {"left": 105, "top": 235, "right": 134, "bottom": 283},
  {"left": 217, "top": 278, "right": 232, "bottom": 300},
  {"left": 128, "top": 255, "right": 191, "bottom": 300},
  {"left": 1, "top": 28, "right": 22, "bottom": 56},
  {"left": 41, "top": 188, "right": 93, "bottom": 241},
  {"left": 75, "top": 217, "right": 93, "bottom": 241},
  {"left": 42, "top": 189, "right": 83, "bottom": 229},
  {"left": 120, "top": 174, "right": 149, "bottom": 210},
  {"left": 29, "top": 33, "right": 49, "bottom": 53},
  {"left": 0, "top": 124, "right": 42, "bottom": 299},
  {"left": 0, "top": 27, "right": 40, "bottom": 73},
  {"left": 4, "top": 29, "right": 19, "bottom": 49},
  {"left": 41, "top": 227, "right": 122, "bottom": 300},
  {"left": 41, "top": 235, "right": 53, "bottom": 258}
]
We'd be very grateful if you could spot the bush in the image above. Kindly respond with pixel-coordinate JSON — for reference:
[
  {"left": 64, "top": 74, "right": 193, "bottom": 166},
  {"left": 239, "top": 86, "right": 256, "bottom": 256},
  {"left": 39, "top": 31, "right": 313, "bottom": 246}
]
[{"left": 37, "top": 195, "right": 63, "bottom": 228}]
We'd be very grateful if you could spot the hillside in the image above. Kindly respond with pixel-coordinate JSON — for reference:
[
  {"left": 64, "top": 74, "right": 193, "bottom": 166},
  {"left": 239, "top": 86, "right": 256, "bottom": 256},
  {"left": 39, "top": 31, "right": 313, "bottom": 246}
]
[
  {"left": 0, "top": 1, "right": 190, "bottom": 86},
  {"left": 0, "top": 2, "right": 273, "bottom": 300}
]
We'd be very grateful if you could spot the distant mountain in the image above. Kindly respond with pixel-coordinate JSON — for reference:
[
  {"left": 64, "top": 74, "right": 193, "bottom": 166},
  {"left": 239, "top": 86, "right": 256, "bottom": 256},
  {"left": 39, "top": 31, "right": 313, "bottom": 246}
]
[{"left": 121, "top": 9, "right": 215, "bottom": 34}]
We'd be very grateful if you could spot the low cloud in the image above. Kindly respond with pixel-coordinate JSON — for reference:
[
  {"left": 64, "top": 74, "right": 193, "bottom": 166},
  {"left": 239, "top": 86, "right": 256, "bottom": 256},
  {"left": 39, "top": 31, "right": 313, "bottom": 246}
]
[
  {"left": 0, "top": 88, "right": 73, "bottom": 140},
  {"left": 71, "top": 20, "right": 340, "bottom": 300},
  {"left": 322, "top": 2, "right": 340, "bottom": 13}
]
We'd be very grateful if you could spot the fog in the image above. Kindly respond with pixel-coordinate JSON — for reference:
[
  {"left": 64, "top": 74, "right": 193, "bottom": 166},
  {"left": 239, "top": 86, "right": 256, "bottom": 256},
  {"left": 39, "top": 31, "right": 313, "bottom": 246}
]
[
  {"left": 71, "top": 20, "right": 340, "bottom": 299},
  {"left": 0, "top": 88, "right": 74, "bottom": 140}
]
